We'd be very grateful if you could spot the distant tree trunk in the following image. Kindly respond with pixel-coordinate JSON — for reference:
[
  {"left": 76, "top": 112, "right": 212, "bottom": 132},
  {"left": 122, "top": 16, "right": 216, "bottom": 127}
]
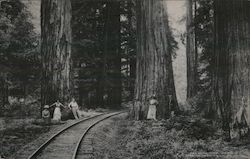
[
  {"left": 0, "top": 73, "right": 8, "bottom": 113},
  {"left": 97, "top": 68, "right": 105, "bottom": 107},
  {"left": 213, "top": 0, "right": 250, "bottom": 140},
  {"left": 1, "top": 73, "right": 8, "bottom": 105},
  {"left": 186, "top": 0, "right": 198, "bottom": 99},
  {"left": 0, "top": 79, "right": 3, "bottom": 114},
  {"left": 128, "top": 0, "right": 136, "bottom": 99},
  {"left": 129, "top": 57, "right": 136, "bottom": 98},
  {"left": 133, "top": 0, "right": 178, "bottom": 119},
  {"left": 0, "top": 76, "right": 3, "bottom": 110},
  {"left": 103, "top": 1, "right": 121, "bottom": 108},
  {"left": 41, "top": 0, "right": 72, "bottom": 109}
]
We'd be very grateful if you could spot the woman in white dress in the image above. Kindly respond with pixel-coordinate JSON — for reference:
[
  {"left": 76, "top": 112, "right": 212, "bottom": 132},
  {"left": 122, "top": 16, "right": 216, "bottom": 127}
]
[
  {"left": 68, "top": 98, "right": 81, "bottom": 119},
  {"left": 50, "top": 100, "right": 65, "bottom": 121},
  {"left": 147, "top": 95, "right": 158, "bottom": 121}
]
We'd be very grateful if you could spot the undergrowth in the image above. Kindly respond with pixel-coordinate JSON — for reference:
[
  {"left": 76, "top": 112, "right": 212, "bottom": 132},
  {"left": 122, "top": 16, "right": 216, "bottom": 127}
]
[
  {"left": 0, "top": 123, "right": 50, "bottom": 157},
  {"left": 108, "top": 115, "right": 250, "bottom": 159}
]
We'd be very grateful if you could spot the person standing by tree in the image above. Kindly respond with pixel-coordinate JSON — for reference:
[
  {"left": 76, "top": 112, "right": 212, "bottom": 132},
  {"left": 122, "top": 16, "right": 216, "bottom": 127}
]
[
  {"left": 68, "top": 98, "right": 81, "bottom": 119},
  {"left": 50, "top": 100, "right": 66, "bottom": 121},
  {"left": 147, "top": 95, "right": 158, "bottom": 121},
  {"left": 133, "top": 99, "right": 142, "bottom": 120},
  {"left": 42, "top": 105, "right": 51, "bottom": 125}
]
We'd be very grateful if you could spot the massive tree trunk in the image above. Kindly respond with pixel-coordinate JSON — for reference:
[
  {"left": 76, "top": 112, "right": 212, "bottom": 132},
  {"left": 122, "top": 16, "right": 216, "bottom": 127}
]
[
  {"left": 134, "top": 0, "right": 178, "bottom": 119},
  {"left": 186, "top": 0, "right": 198, "bottom": 99},
  {"left": 103, "top": 1, "right": 122, "bottom": 108},
  {"left": 213, "top": 0, "right": 250, "bottom": 139},
  {"left": 41, "top": 0, "right": 72, "bottom": 108}
]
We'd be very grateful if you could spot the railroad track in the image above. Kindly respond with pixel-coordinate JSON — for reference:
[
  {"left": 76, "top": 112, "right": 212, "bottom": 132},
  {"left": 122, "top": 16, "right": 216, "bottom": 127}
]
[{"left": 28, "top": 111, "right": 126, "bottom": 159}]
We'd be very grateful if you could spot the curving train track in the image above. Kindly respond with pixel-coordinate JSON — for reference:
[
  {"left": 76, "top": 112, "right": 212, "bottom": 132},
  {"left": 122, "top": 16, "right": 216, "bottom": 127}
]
[{"left": 27, "top": 111, "right": 126, "bottom": 159}]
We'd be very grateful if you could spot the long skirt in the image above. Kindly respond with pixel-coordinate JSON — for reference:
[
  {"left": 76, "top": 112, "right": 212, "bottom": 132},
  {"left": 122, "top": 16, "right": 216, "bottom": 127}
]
[
  {"left": 53, "top": 107, "right": 61, "bottom": 121},
  {"left": 147, "top": 105, "right": 156, "bottom": 120},
  {"left": 72, "top": 108, "right": 81, "bottom": 119}
]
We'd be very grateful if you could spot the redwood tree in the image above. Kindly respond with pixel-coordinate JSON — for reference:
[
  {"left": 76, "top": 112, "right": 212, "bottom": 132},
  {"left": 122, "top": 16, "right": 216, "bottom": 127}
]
[
  {"left": 186, "top": 0, "right": 198, "bottom": 99},
  {"left": 213, "top": 0, "right": 250, "bottom": 139},
  {"left": 134, "top": 0, "right": 178, "bottom": 119},
  {"left": 41, "top": 0, "right": 72, "bottom": 108},
  {"left": 127, "top": 0, "right": 136, "bottom": 99}
]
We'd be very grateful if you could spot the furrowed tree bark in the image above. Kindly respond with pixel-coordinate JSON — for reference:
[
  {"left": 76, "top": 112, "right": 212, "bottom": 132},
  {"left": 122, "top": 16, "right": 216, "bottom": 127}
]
[
  {"left": 41, "top": 0, "right": 72, "bottom": 109},
  {"left": 213, "top": 0, "right": 250, "bottom": 139},
  {"left": 133, "top": 0, "right": 178, "bottom": 119},
  {"left": 186, "top": 0, "right": 198, "bottom": 99}
]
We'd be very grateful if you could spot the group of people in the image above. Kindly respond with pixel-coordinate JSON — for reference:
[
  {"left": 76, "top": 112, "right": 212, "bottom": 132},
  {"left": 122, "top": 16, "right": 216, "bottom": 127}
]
[{"left": 42, "top": 98, "right": 81, "bottom": 124}]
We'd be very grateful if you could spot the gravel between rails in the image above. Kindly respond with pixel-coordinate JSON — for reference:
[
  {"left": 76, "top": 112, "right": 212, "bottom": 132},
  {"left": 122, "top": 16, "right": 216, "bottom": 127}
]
[
  {"left": 34, "top": 113, "right": 119, "bottom": 159},
  {"left": 75, "top": 113, "right": 128, "bottom": 159}
]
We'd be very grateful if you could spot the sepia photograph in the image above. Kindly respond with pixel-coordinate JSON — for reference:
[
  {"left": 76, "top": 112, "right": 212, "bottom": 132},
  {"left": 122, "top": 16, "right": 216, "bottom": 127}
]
[{"left": 0, "top": 0, "right": 250, "bottom": 158}]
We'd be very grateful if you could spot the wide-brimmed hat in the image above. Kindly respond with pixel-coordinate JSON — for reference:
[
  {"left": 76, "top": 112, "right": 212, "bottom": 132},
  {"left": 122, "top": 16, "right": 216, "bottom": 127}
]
[{"left": 44, "top": 105, "right": 49, "bottom": 109}]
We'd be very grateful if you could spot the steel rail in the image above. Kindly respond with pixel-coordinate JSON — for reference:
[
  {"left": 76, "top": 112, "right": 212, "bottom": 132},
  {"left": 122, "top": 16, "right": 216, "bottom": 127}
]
[
  {"left": 28, "top": 113, "right": 105, "bottom": 159},
  {"left": 71, "top": 111, "right": 126, "bottom": 159}
]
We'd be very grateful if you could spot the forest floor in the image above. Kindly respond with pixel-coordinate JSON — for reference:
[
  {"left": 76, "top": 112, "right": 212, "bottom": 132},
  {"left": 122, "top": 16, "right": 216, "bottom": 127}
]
[
  {"left": 2, "top": 109, "right": 250, "bottom": 158},
  {"left": 0, "top": 109, "right": 105, "bottom": 158},
  {"left": 0, "top": 118, "right": 50, "bottom": 158},
  {"left": 91, "top": 113, "right": 250, "bottom": 159}
]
